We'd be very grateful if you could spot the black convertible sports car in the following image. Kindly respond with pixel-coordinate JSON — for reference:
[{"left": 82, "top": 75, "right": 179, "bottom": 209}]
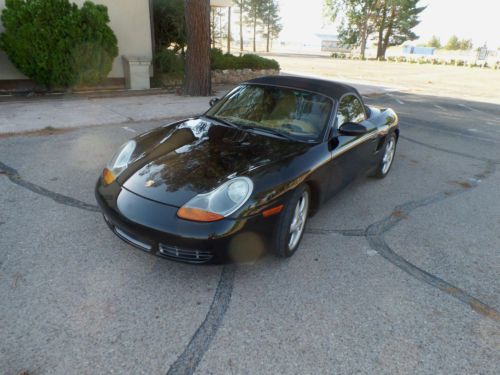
[{"left": 96, "top": 76, "right": 399, "bottom": 264}]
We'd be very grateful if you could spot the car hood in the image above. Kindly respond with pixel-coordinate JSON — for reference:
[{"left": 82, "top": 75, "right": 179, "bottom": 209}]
[{"left": 121, "top": 118, "right": 309, "bottom": 207}]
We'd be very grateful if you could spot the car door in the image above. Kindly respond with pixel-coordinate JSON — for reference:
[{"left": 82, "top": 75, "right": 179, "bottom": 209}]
[{"left": 327, "top": 94, "right": 378, "bottom": 196}]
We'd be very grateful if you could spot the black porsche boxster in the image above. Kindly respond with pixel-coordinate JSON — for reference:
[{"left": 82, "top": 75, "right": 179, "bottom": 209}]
[{"left": 96, "top": 76, "right": 399, "bottom": 264}]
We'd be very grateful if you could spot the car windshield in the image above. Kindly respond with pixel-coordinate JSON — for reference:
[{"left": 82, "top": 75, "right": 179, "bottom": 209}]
[{"left": 206, "top": 84, "right": 333, "bottom": 142}]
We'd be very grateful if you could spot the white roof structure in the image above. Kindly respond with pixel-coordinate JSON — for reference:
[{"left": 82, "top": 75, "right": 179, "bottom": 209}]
[{"left": 210, "top": 0, "right": 233, "bottom": 7}]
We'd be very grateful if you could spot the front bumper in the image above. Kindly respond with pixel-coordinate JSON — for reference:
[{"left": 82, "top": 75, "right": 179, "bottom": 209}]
[{"left": 95, "top": 182, "right": 279, "bottom": 264}]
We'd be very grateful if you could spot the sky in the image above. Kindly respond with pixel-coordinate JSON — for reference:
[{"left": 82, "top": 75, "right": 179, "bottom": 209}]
[{"left": 278, "top": 0, "right": 500, "bottom": 49}]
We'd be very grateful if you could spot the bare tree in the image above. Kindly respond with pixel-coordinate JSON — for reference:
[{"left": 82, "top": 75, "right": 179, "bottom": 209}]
[{"left": 184, "top": 0, "right": 211, "bottom": 96}]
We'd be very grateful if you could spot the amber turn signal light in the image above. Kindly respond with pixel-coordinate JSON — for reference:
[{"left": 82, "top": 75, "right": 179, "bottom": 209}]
[
  {"left": 177, "top": 207, "right": 225, "bottom": 222},
  {"left": 102, "top": 168, "right": 116, "bottom": 185},
  {"left": 262, "top": 204, "right": 284, "bottom": 218}
]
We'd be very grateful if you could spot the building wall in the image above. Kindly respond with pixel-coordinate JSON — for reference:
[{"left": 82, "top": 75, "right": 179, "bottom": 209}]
[{"left": 0, "top": 0, "right": 153, "bottom": 81}]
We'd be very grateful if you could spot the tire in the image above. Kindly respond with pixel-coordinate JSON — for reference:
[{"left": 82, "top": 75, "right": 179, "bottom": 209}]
[
  {"left": 272, "top": 184, "right": 310, "bottom": 258},
  {"left": 373, "top": 132, "right": 397, "bottom": 179}
]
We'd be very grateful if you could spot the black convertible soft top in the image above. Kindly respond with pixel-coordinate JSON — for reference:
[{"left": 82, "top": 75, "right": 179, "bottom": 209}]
[{"left": 245, "top": 75, "right": 360, "bottom": 101}]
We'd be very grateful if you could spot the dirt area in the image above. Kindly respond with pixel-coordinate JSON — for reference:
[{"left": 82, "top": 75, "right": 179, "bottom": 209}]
[
  {"left": 269, "top": 54, "right": 500, "bottom": 104},
  {"left": 0, "top": 126, "right": 73, "bottom": 139}
]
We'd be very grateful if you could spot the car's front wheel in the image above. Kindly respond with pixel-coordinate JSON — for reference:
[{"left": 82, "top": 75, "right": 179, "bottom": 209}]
[
  {"left": 272, "top": 185, "right": 310, "bottom": 258},
  {"left": 373, "top": 132, "right": 397, "bottom": 178}
]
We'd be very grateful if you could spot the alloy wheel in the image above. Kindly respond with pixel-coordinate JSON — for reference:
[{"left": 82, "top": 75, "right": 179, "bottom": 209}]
[{"left": 288, "top": 190, "right": 309, "bottom": 250}]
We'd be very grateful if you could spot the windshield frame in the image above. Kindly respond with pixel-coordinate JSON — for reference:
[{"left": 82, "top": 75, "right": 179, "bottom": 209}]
[{"left": 205, "top": 83, "right": 336, "bottom": 143}]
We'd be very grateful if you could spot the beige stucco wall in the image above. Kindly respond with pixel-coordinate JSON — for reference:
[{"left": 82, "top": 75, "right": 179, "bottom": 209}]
[{"left": 0, "top": 0, "right": 153, "bottom": 80}]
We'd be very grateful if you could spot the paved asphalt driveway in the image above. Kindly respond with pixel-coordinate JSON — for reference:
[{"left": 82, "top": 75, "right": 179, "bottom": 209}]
[{"left": 1, "top": 92, "right": 499, "bottom": 374}]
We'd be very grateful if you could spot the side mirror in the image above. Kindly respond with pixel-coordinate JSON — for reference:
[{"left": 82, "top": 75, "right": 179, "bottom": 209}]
[
  {"left": 338, "top": 122, "right": 368, "bottom": 136},
  {"left": 209, "top": 97, "right": 220, "bottom": 107}
]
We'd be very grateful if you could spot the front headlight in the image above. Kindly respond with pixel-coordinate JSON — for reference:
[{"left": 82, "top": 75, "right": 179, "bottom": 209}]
[
  {"left": 177, "top": 177, "right": 253, "bottom": 222},
  {"left": 102, "top": 140, "right": 136, "bottom": 185}
]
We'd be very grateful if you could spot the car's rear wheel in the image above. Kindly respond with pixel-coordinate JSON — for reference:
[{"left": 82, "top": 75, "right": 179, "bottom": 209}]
[
  {"left": 374, "top": 133, "right": 397, "bottom": 178},
  {"left": 272, "top": 185, "right": 310, "bottom": 258}
]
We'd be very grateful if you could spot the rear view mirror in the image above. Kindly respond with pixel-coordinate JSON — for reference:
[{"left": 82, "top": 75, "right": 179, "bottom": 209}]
[
  {"left": 209, "top": 97, "right": 220, "bottom": 107},
  {"left": 338, "top": 122, "right": 368, "bottom": 136}
]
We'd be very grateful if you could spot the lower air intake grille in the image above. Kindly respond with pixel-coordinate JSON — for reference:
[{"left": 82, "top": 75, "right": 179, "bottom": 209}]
[{"left": 159, "top": 244, "right": 213, "bottom": 263}]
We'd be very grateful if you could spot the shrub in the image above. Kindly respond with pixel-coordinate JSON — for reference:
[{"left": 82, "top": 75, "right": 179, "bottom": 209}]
[
  {"left": 239, "top": 54, "right": 280, "bottom": 70},
  {"left": 72, "top": 2, "right": 119, "bottom": 86},
  {"left": 210, "top": 49, "right": 280, "bottom": 70},
  {"left": 152, "top": 0, "right": 186, "bottom": 52},
  {"left": 154, "top": 49, "right": 184, "bottom": 75},
  {"left": 331, "top": 52, "right": 347, "bottom": 59},
  {"left": 154, "top": 48, "right": 279, "bottom": 80},
  {"left": 0, "top": 0, "right": 118, "bottom": 89}
]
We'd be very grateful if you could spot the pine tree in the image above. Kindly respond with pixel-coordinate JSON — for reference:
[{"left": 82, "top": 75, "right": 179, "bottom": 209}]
[
  {"left": 330, "top": 0, "right": 425, "bottom": 59},
  {"left": 458, "top": 38, "right": 473, "bottom": 51},
  {"left": 234, "top": 0, "right": 246, "bottom": 51},
  {"left": 184, "top": 0, "right": 211, "bottom": 96},
  {"left": 261, "top": 0, "right": 282, "bottom": 52},
  {"left": 244, "top": 0, "right": 266, "bottom": 52},
  {"left": 211, "top": 6, "right": 227, "bottom": 50},
  {"left": 336, "top": 0, "right": 379, "bottom": 59},
  {"left": 375, "top": 0, "right": 425, "bottom": 59},
  {"left": 426, "top": 35, "right": 441, "bottom": 49},
  {"left": 445, "top": 35, "right": 459, "bottom": 50}
]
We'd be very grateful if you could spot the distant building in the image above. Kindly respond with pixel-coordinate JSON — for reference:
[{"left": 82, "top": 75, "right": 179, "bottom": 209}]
[
  {"left": 314, "top": 33, "right": 343, "bottom": 52},
  {"left": 402, "top": 46, "right": 436, "bottom": 56}
]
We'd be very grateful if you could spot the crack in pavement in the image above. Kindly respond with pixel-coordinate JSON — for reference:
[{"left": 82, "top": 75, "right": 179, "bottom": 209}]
[
  {"left": 365, "top": 160, "right": 499, "bottom": 321},
  {"left": 305, "top": 228, "right": 366, "bottom": 237},
  {"left": 0, "top": 160, "right": 237, "bottom": 375},
  {"left": 400, "top": 135, "right": 500, "bottom": 164},
  {"left": 0, "top": 161, "right": 100, "bottom": 213},
  {"left": 166, "top": 265, "right": 236, "bottom": 375},
  {"left": 2, "top": 129, "right": 499, "bottom": 375},
  {"left": 308, "top": 139, "right": 500, "bottom": 321}
]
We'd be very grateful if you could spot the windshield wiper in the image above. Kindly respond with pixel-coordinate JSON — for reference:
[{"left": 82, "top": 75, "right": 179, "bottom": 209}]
[
  {"left": 204, "top": 115, "right": 240, "bottom": 130},
  {"left": 239, "top": 125, "right": 300, "bottom": 142}
]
